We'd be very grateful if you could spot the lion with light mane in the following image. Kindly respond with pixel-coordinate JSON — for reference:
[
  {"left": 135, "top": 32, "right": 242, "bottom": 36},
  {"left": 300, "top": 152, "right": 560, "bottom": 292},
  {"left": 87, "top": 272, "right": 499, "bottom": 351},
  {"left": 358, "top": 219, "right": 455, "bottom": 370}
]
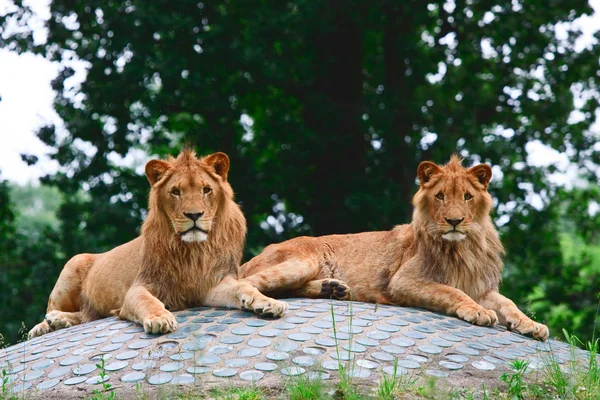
[
  {"left": 241, "top": 156, "right": 549, "bottom": 341},
  {"left": 29, "top": 149, "right": 287, "bottom": 339}
]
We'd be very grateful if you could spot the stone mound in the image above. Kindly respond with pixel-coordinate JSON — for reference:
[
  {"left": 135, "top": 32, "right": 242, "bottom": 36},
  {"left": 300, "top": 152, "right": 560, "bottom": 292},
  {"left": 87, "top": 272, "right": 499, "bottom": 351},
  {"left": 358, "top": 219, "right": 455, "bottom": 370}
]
[{"left": 0, "top": 299, "right": 588, "bottom": 398}]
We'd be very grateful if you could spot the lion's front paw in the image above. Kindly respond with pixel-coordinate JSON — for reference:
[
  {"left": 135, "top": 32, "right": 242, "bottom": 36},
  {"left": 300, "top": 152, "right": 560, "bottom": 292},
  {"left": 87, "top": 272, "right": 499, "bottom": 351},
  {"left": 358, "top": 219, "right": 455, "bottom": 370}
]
[
  {"left": 505, "top": 313, "right": 549, "bottom": 341},
  {"left": 241, "top": 293, "right": 288, "bottom": 318},
  {"left": 45, "top": 310, "right": 72, "bottom": 330},
  {"left": 28, "top": 321, "right": 51, "bottom": 339},
  {"left": 142, "top": 311, "right": 177, "bottom": 334},
  {"left": 456, "top": 304, "right": 498, "bottom": 326},
  {"left": 320, "top": 279, "right": 351, "bottom": 300}
]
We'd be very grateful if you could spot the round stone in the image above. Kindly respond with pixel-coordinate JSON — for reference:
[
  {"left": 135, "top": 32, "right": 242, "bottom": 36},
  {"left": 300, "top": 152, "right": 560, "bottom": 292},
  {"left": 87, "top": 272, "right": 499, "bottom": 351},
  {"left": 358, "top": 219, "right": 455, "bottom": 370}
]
[
  {"left": 493, "top": 350, "right": 517, "bottom": 360},
  {"left": 414, "top": 325, "right": 436, "bottom": 334},
  {"left": 315, "top": 338, "right": 336, "bottom": 347},
  {"left": 213, "top": 368, "right": 237, "bottom": 377},
  {"left": 238, "top": 347, "right": 261, "bottom": 357},
  {"left": 429, "top": 337, "right": 453, "bottom": 348},
  {"left": 467, "top": 341, "right": 489, "bottom": 351},
  {"left": 293, "top": 356, "right": 316, "bottom": 367},
  {"left": 426, "top": 369, "right": 450, "bottom": 378},
  {"left": 397, "top": 360, "right": 420, "bottom": 369},
  {"left": 209, "top": 346, "right": 233, "bottom": 355},
  {"left": 367, "top": 331, "right": 390, "bottom": 340},
  {"left": 288, "top": 333, "right": 312, "bottom": 342},
  {"left": 21, "top": 371, "right": 44, "bottom": 381},
  {"left": 259, "top": 329, "right": 283, "bottom": 337},
  {"left": 406, "top": 354, "right": 429, "bottom": 363},
  {"left": 46, "top": 350, "right": 69, "bottom": 359},
  {"left": 439, "top": 333, "right": 462, "bottom": 342},
  {"left": 483, "top": 356, "right": 505, "bottom": 364},
  {"left": 403, "top": 331, "right": 427, "bottom": 339},
  {"left": 111, "top": 334, "right": 135, "bottom": 343},
  {"left": 456, "top": 346, "right": 480, "bottom": 356},
  {"left": 302, "top": 326, "right": 324, "bottom": 334},
  {"left": 329, "top": 332, "right": 351, "bottom": 340},
  {"left": 248, "top": 338, "right": 271, "bottom": 348},
  {"left": 391, "top": 338, "right": 415, "bottom": 347},
  {"left": 312, "top": 320, "right": 333, "bottom": 329},
  {"left": 381, "top": 345, "right": 405, "bottom": 355},
  {"left": 303, "top": 347, "right": 325, "bottom": 355},
  {"left": 167, "top": 332, "right": 189, "bottom": 339},
  {"left": 419, "top": 345, "right": 442, "bottom": 354},
  {"left": 60, "top": 356, "right": 83, "bottom": 366},
  {"left": 170, "top": 352, "right": 194, "bottom": 361},
  {"left": 472, "top": 361, "right": 496, "bottom": 370},
  {"left": 148, "top": 373, "right": 172, "bottom": 385},
  {"left": 372, "top": 352, "right": 395, "bottom": 362},
  {"left": 272, "top": 323, "right": 295, "bottom": 330},
  {"left": 115, "top": 351, "right": 139, "bottom": 360},
  {"left": 240, "top": 370, "right": 264, "bottom": 381},
  {"left": 221, "top": 318, "right": 242, "bottom": 325},
  {"left": 322, "top": 360, "right": 340, "bottom": 370},
  {"left": 73, "top": 364, "right": 97, "bottom": 375},
  {"left": 225, "top": 358, "right": 248, "bottom": 367},
  {"left": 255, "top": 362, "right": 278, "bottom": 371},
  {"left": 85, "top": 338, "right": 108, "bottom": 346},
  {"left": 275, "top": 341, "right": 299, "bottom": 352},
  {"left": 187, "top": 366, "right": 211, "bottom": 374},
  {"left": 446, "top": 354, "right": 469, "bottom": 363},
  {"left": 356, "top": 359, "right": 379, "bottom": 369},
  {"left": 196, "top": 355, "right": 220, "bottom": 365},
  {"left": 31, "top": 359, "right": 54, "bottom": 370},
  {"left": 219, "top": 336, "right": 243, "bottom": 345},
  {"left": 343, "top": 343, "right": 367, "bottom": 353},
  {"left": 491, "top": 337, "right": 512, "bottom": 345},
  {"left": 281, "top": 366, "right": 306, "bottom": 376},
  {"left": 286, "top": 317, "right": 308, "bottom": 324},
  {"left": 73, "top": 347, "right": 95, "bottom": 356},
  {"left": 132, "top": 361, "right": 156, "bottom": 370},
  {"left": 439, "top": 361, "right": 464, "bottom": 370},
  {"left": 122, "top": 372, "right": 146, "bottom": 382},
  {"left": 160, "top": 362, "right": 184, "bottom": 372},
  {"left": 266, "top": 351, "right": 289, "bottom": 361},
  {"left": 128, "top": 341, "right": 152, "bottom": 350},
  {"left": 100, "top": 344, "right": 122, "bottom": 352},
  {"left": 110, "top": 322, "right": 133, "bottom": 330},
  {"left": 388, "top": 319, "right": 409, "bottom": 326},
  {"left": 356, "top": 337, "right": 379, "bottom": 347},
  {"left": 232, "top": 326, "right": 255, "bottom": 335},
  {"left": 245, "top": 320, "right": 269, "bottom": 327},
  {"left": 105, "top": 361, "right": 129, "bottom": 371},
  {"left": 383, "top": 366, "right": 408, "bottom": 375},
  {"left": 171, "top": 374, "right": 195, "bottom": 384},
  {"left": 339, "top": 326, "right": 363, "bottom": 334},
  {"left": 307, "top": 371, "right": 330, "bottom": 380},
  {"left": 64, "top": 376, "right": 87, "bottom": 385},
  {"left": 37, "top": 378, "right": 60, "bottom": 390},
  {"left": 376, "top": 323, "right": 400, "bottom": 333},
  {"left": 48, "top": 366, "right": 70, "bottom": 378}
]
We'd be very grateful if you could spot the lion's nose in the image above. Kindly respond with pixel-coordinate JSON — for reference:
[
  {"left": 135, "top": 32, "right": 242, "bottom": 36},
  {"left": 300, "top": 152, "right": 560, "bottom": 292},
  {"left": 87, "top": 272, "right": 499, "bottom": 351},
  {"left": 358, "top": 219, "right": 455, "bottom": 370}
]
[
  {"left": 184, "top": 212, "right": 204, "bottom": 222},
  {"left": 445, "top": 218, "right": 464, "bottom": 227}
]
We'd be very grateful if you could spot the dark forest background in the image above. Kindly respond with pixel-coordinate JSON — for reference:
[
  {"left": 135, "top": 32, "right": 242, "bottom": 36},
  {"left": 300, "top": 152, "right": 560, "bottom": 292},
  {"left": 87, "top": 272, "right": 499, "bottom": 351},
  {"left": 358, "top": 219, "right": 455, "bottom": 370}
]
[{"left": 2, "top": 0, "right": 600, "bottom": 345}]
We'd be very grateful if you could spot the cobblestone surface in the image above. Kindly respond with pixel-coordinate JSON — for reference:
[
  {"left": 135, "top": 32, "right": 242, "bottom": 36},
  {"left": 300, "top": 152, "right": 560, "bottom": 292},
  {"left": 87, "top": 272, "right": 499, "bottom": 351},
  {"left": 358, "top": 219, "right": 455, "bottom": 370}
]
[{"left": 0, "top": 298, "right": 588, "bottom": 396}]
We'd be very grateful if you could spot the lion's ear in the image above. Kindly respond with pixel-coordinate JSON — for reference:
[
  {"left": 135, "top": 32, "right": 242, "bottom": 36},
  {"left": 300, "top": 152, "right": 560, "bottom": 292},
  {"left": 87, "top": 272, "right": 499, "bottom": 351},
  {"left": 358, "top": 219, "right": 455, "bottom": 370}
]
[
  {"left": 468, "top": 164, "right": 492, "bottom": 189},
  {"left": 417, "top": 161, "right": 442, "bottom": 185},
  {"left": 145, "top": 159, "right": 171, "bottom": 186},
  {"left": 204, "top": 152, "right": 230, "bottom": 181}
]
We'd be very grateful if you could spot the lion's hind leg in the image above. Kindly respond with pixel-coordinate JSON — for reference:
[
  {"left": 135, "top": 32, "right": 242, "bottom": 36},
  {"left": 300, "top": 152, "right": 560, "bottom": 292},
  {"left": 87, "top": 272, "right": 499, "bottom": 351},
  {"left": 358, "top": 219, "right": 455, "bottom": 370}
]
[
  {"left": 28, "top": 254, "right": 93, "bottom": 339},
  {"left": 294, "top": 279, "right": 351, "bottom": 300}
]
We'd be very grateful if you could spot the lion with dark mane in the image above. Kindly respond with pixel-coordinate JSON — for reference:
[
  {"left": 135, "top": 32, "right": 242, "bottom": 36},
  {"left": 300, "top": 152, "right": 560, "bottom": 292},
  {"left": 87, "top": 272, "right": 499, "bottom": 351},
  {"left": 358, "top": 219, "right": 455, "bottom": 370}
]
[
  {"left": 241, "top": 156, "right": 548, "bottom": 341},
  {"left": 29, "top": 150, "right": 287, "bottom": 338}
]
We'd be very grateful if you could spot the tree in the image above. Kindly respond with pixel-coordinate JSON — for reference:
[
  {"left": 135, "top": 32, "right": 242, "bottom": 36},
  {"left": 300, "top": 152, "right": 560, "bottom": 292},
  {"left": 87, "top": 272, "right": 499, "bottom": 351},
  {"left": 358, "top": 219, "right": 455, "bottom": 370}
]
[{"left": 2, "top": 0, "right": 600, "bottom": 341}]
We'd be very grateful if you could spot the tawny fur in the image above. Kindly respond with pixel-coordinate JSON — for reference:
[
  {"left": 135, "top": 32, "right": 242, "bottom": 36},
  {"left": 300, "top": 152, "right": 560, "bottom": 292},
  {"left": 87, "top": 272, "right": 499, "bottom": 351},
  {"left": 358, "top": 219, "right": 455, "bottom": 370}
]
[
  {"left": 29, "top": 150, "right": 287, "bottom": 339},
  {"left": 241, "top": 155, "right": 549, "bottom": 341}
]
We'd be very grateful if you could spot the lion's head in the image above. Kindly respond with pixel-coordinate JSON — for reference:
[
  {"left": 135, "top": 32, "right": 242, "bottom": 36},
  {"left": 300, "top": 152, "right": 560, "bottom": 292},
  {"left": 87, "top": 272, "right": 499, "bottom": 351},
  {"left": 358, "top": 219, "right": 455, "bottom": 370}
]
[
  {"left": 413, "top": 155, "right": 493, "bottom": 242},
  {"left": 144, "top": 150, "right": 236, "bottom": 243}
]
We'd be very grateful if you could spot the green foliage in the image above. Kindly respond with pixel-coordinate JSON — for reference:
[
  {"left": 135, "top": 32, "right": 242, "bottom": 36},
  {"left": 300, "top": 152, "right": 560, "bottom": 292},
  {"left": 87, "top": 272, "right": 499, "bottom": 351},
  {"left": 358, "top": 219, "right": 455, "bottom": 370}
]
[
  {"left": 0, "top": 0, "right": 600, "bottom": 343},
  {"left": 500, "top": 360, "right": 531, "bottom": 399}
]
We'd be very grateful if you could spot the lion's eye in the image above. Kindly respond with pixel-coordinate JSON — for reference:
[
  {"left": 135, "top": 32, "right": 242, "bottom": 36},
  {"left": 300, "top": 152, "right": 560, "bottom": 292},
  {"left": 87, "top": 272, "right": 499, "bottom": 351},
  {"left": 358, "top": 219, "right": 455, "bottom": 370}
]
[
  {"left": 203, "top": 186, "right": 212, "bottom": 195},
  {"left": 171, "top": 188, "right": 181, "bottom": 196},
  {"left": 464, "top": 193, "right": 473, "bottom": 200},
  {"left": 435, "top": 192, "right": 444, "bottom": 200}
]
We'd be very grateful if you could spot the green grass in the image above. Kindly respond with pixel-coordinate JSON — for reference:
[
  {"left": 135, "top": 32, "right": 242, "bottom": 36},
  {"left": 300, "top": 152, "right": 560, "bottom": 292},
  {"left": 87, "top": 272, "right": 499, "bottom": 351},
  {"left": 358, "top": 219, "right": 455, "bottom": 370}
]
[{"left": 286, "top": 373, "right": 328, "bottom": 400}]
